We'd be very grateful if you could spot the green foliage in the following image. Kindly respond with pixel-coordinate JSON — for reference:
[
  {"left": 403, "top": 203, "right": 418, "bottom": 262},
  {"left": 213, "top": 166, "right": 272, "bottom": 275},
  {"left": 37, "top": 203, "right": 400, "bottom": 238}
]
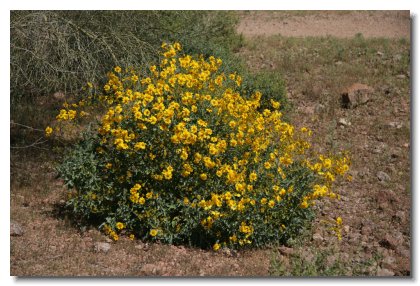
[{"left": 54, "top": 43, "right": 349, "bottom": 250}]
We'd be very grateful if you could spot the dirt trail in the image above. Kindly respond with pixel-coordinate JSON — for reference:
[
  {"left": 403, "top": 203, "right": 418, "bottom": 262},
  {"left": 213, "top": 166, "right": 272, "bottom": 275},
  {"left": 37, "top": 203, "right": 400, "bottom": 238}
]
[{"left": 237, "top": 11, "right": 410, "bottom": 39}]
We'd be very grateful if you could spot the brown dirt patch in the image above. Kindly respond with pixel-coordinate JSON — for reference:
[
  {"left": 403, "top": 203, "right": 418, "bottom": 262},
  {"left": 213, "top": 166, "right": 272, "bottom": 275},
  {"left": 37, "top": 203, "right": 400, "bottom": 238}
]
[{"left": 237, "top": 11, "right": 410, "bottom": 39}]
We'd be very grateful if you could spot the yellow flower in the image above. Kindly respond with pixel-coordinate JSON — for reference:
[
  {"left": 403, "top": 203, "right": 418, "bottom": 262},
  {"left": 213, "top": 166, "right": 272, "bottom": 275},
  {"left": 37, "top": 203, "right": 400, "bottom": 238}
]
[
  {"left": 116, "top": 222, "right": 125, "bottom": 230},
  {"left": 300, "top": 200, "right": 309, "bottom": 209},
  {"left": 139, "top": 197, "right": 145, "bottom": 205},
  {"left": 249, "top": 172, "right": 257, "bottom": 182},
  {"left": 150, "top": 229, "right": 158, "bottom": 237},
  {"left": 149, "top": 116, "right": 157, "bottom": 125},
  {"left": 45, "top": 126, "right": 53, "bottom": 137},
  {"left": 129, "top": 234, "right": 135, "bottom": 240},
  {"left": 200, "top": 173, "right": 208, "bottom": 181},
  {"left": 114, "top": 66, "right": 122, "bottom": 73},
  {"left": 213, "top": 243, "right": 221, "bottom": 251},
  {"left": 336, "top": 217, "right": 343, "bottom": 225},
  {"left": 134, "top": 142, "right": 147, "bottom": 150},
  {"left": 264, "top": 162, "right": 271, "bottom": 169}
]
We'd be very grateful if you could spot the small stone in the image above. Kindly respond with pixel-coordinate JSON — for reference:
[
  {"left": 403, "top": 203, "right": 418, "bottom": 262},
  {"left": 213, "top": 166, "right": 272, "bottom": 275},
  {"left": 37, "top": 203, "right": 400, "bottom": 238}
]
[
  {"left": 313, "top": 233, "right": 323, "bottom": 243},
  {"left": 10, "top": 221, "right": 24, "bottom": 236},
  {"left": 94, "top": 242, "right": 111, "bottom": 253},
  {"left": 53, "top": 91, "right": 66, "bottom": 101},
  {"left": 394, "top": 211, "right": 406, "bottom": 222},
  {"left": 361, "top": 226, "right": 372, "bottom": 236},
  {"left": 381, "top": 255, "right": 396, "bottom": 269},
  {"left": 377, "top": 267, "right": 395, "bottom": 276},
  {"left": 377, "top": 171, "right": 391, "bottom": 183},
  {"left": 279, "top": 246, "right": 294, "bottom": 256},
  {"left": 314, "top": 103, "right": 326, "bottom": 113},
  {"left": 341, "top": 83, "right": 374, "bottom": 109},
  {"left": 338, "top": 118, "right": 351, "bottom": 127},
  {"left": 388, "top": 122, "right": 403, "bottom": 129},
  {"left": 396, "top": 74, "right": 406, "bottom": 79},
  {"left": 343, "top": 225, "right": 350, "bottom": 233},
  {"left": 376, "top": 51, "right": 384, "bottom": 57},
  {"left": 220, "top": 247, "right": 232, "bottom": 256},
  {"left": 379, "top": 234, "right": 401, "bottom": 250},
  {"left": 141, "top": 263, "right": 158, "bottom": 275}
]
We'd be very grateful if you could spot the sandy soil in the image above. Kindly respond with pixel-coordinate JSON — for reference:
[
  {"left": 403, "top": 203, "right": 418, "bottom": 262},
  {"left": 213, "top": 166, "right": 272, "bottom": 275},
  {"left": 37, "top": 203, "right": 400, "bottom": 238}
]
[{"left": 237, "top": 11, "right": 410, "bottom": 39}]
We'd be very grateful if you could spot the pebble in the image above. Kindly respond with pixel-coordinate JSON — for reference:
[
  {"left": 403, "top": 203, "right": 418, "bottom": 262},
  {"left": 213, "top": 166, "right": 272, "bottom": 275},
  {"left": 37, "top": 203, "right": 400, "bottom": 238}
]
[
  {"left": 279, "top": 246, "right": 294, "bottom": 255},
  {"left": 377, "top": 267, "right": 395, "bottom": 276},
  {"left": 141, "top": 263, "right": 158, "bottom": 275},
  {"left": 377, "top": 171, "right": 391, "bottom": 182},
  {"left": 93, "top": 242, "right": 111, "bottom": 253},
  {"left": 10, "top": 221, "right": 24, "bottom": 236},
  {"left": 338, "top": 118, "right": 351, "bottom": 127},
  {"left": 312, "top": 233, "right": 323, "bottom": 243}
]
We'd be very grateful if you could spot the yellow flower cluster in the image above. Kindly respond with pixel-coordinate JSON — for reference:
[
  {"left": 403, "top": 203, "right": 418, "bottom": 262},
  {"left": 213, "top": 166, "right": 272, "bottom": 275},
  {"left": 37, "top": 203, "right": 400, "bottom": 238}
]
[
  {"left": 45, "top": 126, "right": 53, "bottom": 137},
  {"left": 103, "top": 224, "right": 119, "bottom": 241}
]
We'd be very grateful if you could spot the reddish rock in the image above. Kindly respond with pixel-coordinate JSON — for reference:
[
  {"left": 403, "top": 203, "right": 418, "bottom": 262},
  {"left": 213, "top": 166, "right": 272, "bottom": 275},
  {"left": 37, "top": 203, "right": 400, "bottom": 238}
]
[{"left": 341, "top": 83, "right": 374, "bottom": 108}]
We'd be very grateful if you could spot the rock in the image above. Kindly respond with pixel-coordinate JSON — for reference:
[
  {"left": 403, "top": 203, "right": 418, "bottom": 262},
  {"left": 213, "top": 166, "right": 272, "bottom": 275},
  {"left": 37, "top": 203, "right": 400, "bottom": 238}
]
[
  {"left": 338, "top": 118, "right": 351, "bottom": 127},
  {"left": 279, "top": 246, "right": 294, "bottom": 256},
  {"left": 393, "top": 211, "right": 406, "bottom": 223},
  {"left": 220, "top": 247, "right": 232, "bottom": 256},
  {"left": 396, "top": 74, "right": 406, "bottom": 79},
  {"left": 372, "top": 142, "right": 388, "bottom": 154},
  {"left": 361, "top": 225, "right": 372, "bottom": 236},
  {"left": 341, "top": 83, "right": 374, "bottom": 109},
  {"left": 53, "top": 91, "right": 66, "bottom": 101},
  {"left": 10, "top": 221, "right": 24, "bottom": 236},
  {"left": 141, "top": 263, "right": 159, "bottom": 275},
  {"left": 312, "top": 233, "right": 324, "bottom": 243},
  {"left": 379, "top": 234, "right": 402, "bottom": 250},
  {"left": 397, "top": 248, "right": 410, "bottom": 258},
  {"left": 314, "top": 103, "right": 326, "bottom": 113},
  {"left": 357, "top": 168, "right": 370, "bottom": 179},
  {"left": 94, "top": 242, "right": 111, "bottom": 253},
  {"left": 343, "top": 225, "right": 350, "bottom": 233},
  {"left": 377, "top": 267, "right": 395, "bottom": 276},
  {"left": 377, "top": 171, "right": 391, "bottom": 183},
  {"left": 381, "top": 255, "right": 396, "bottom": 269},
  {"left": 388, "top": 122, "right": 403, "bottom": 129},
  {"left": 135, "top": 242, "right": 149, "bottom": 251}
]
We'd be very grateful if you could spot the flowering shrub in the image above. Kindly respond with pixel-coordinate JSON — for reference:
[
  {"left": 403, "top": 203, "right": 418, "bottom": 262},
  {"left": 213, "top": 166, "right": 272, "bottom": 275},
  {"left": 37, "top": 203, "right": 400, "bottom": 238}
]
[{"left": 53, "top": 43, "right": 350, "bottom": 250}]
